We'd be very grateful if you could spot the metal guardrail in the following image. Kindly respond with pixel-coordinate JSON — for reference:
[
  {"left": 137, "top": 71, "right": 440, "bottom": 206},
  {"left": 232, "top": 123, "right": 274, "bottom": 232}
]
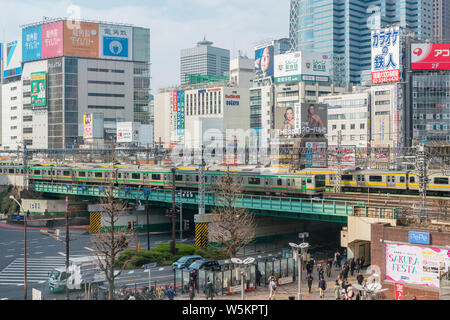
[{"left": 31, "top": 182, "right": 401, "bottom": 221}]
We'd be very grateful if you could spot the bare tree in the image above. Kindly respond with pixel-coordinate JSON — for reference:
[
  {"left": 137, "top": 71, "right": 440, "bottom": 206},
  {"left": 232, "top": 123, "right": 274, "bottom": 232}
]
[
  {"left": 209, "top": 168, "right": 257, "bottom": 258},
  {"left": 90, "top": 184, "right": 135, "bottom": 300}
]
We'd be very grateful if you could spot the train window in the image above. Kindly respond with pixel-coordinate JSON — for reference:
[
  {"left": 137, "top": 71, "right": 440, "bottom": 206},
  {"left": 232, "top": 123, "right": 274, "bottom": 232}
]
[
  {"left": 387, "top": 176, "right": 390, "bottom": 183},
  {"left": 15, "top": 169, "right": 20, "bottom": 174},
  {"left": 287, "top": 179, "right": 291, "bottom": 186},
  {"left": 316, "top": 176, "right": 326, "bottom": 187},
  {"left": 435, "top": 178, "right": 449, "bottom": 185},
  {"left": 21, "top": 169, "right": 24, "bottom": 174},
  {"left": 400, "top": 176, "right": 405, "bottom": 183},
  {"left": 302, "top": 180, "right": 306, "bottom": 186},
  {"left": 63, "top": 171, "right": 70, "bottom": 176},
  {"left": 196, "top": 175, "right": 199, "bottom": 182},
  {"left": 175, "top": 175, "right": 183, "bottom": 181},
  {"left": 95, "top": 172, "right": 103, "bottom": 178},
  {"left": 248, "top": 177, "right": 260, "bottom": 185},
  {"left": 152, "top": 174, "right": 161, "bottom": 180},
  {"left": 342, "top": 175, "right": 353, "bottom": 181},
  {"left": 362, "top": 176, "right": 365, "bottom": 182},
  {"left": 118, "top": 173, "right": 122, "bottom": 178},
  {"left": 277, "top": 179, "right": 282, "bottom": 186},
  {"left": 132, "top": 173, "right": 140, "bottom": 179},
  {"left": 307, "top": 179, "right": 312, "bottom": 184},
  {"left": 79, "top": 172, "right": 86, "bottom": 177},
  {"left": 357, "top": 176, "right": 361, "bottom": 182},
  {"left": 35, "top": 170, "right": 41, "bottom": 175},
  {"left": 9, "top": 169, "right": 14, "bottom": 174},
  {"left": 410, "top": 177, "right": 415, "bottom": 183},
  {"left": 186, "top": 175, "right": 192, "bottom": 182},
  {"left": 369, "top": 176, "right": 382, "bottom": 182}
]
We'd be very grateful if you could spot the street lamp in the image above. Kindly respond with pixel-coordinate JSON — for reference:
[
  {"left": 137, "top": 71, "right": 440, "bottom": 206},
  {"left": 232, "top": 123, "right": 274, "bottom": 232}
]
[
  {"left": 10, "top": 195, "right": 30, "bottom": 300},
  {"left": 231, "top": 257, "right": 255, "bottom": 300},
  {"left": 289, "top": 242, "right": 310, "bottom": 301}
]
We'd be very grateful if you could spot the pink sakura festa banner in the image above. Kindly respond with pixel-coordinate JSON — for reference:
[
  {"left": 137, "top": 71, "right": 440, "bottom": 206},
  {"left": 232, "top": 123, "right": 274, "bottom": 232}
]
[{"left": 385, "top": 243, "right": 450, "bottom": 288}]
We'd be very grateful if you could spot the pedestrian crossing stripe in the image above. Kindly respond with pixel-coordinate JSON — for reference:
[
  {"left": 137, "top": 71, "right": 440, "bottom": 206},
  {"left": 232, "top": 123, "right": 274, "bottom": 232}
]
[
  {"left": 89, "top": 212, "right": 102, "bottom": 233},
  {"left": 195, "top": 223, "right": 208, "bottom": 248}
]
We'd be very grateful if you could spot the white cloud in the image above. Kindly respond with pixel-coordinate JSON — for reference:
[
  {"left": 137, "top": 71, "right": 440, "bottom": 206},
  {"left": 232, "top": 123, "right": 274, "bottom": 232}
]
[{"left": 0, "top": 0, "right": 289, "bottom": 91}]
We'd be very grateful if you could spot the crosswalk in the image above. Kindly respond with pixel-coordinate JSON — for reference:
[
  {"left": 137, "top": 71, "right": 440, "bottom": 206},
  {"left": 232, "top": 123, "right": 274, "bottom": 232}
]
[{"left": 0, "top": 256, "right": 79, "bottom": 286}]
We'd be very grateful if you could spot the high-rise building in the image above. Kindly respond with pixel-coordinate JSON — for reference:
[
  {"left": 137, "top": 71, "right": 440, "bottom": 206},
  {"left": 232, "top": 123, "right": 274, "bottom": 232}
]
[
  {"left": 433, "top": 0, "right": 450, "bottom": 40},
  {"left": 289, "top": 0, "right": 433, "bottom": 86},
  {"left": 1, "top": 19, "right": 151, "bottom": 150},
  {"left": 229, "top": 55, "right": 254, "bottom": 88},
  {"left": 180, "top": 39, "right": 230, "bottom": 85}
]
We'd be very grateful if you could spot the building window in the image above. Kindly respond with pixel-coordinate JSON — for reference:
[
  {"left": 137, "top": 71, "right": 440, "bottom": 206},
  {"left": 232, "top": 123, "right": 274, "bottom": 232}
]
[
  {"left": 341, "top": 124, "right": 346, "bottom": 130},
  {"left": 351, "top": 124, "right": 356, "bottom": 130},
  {"left": 360, "top": 123, "right": 365, "bottom": 130}
]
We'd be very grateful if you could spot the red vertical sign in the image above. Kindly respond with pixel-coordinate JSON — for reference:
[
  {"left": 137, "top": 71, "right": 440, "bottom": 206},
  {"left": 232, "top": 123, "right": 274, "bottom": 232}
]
[{"left": 395, "top": 283, "right": 404, "bottom": 300}]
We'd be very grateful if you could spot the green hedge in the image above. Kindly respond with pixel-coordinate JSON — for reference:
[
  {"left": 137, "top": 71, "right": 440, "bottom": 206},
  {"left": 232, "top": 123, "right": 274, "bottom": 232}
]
[{"left": 116, "top": 244, "right": 229, "bottom": 269}]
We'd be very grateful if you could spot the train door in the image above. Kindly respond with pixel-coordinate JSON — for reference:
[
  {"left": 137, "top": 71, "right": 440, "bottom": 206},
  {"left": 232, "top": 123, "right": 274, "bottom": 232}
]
[
  {"left": 386, "top": 175, "right": 396, "bottom": 189},
  {"left": 287, "top": 177, "right": 296, "bottom": 193},
  {"left": 301, "top": 178, "right": 307, "bottom": 192},
  {"left": 264, "top": 177, "right": 273, "bottom": 192}
]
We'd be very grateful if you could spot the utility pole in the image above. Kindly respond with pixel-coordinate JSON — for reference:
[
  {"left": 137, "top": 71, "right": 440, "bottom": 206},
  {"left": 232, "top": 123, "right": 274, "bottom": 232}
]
[
  {"left": 65, "top": 196, "right": 70, "bottom": 300},
  {"left": 417, "top": 144, "right": 429, "bottom": 222},
  {"left": 24, "top": 210, "right": 28, "bottom": 300},
  {"left": 334, "top": 131, "right": 342, "bottom": 194},
  {"left": 170, "top": 167, "right": 177, "bottom": 255},
  {"left": 178, "top": 191, "right": 183, "bottom": 241},
  {"left": 145, "top": 190, "right": 150, "bottom": 250},
  {"left": 198, "top": 145, "right": 205, "bottom": 215}
]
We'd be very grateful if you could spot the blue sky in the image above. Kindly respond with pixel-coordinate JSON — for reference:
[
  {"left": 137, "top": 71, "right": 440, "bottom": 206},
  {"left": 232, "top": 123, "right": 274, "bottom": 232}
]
[{"left": 0, "top": 0, "right": 289, "bottom": 91}]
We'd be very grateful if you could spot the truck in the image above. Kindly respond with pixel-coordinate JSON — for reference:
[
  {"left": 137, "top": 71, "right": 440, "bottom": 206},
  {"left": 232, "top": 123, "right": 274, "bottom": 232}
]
[{"left": 48, "top": 256, "right": 106, "bottom": 293}]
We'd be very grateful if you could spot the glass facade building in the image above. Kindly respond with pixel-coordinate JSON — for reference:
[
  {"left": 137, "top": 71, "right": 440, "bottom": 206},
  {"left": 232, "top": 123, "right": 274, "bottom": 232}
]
[
  {"left": 412, "top": 74, "right": 450, "bottom": 145},
  {"left": 289, "top": 0, "right": 433, "bottom": 86}
]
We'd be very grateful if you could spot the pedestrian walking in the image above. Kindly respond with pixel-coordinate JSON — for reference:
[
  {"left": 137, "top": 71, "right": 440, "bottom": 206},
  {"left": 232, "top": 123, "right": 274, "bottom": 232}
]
[
  {"left": 326, "top": 262, "right": 332, "bottom": 278},
  {"left": 306, "top": 273, "right": 313, "bottom": 293},
  {"left": 269, "top": 276, "right": 277, "bottom": 300},
  {"left": 166, "top": 286, "right": 176, "bottom": 300},
  {"left": 350, "top": 258, "right": 355, "bottom": 276},
  {"left": 192, "top": 269, "right": 199, "bottom": 292},
  {"left": 255, "top": 266, "right": 262, "bottom": 287},
  {"left": 317, "top": 264, "right": 324, "bottom": 280},
  {"left": 360, "top": 257, "right": 365, "bottom": 269},
  {"left": 205, "top": 278, "right": 214, "bottom": 300},
  {"left": 337, "top": 252, "right": 342, "bottom": 268},
  {"left": 334, "top": 280, "right": 340, "bottom": 300},
  {"left": 318, "top": 278, "right": 327, "bottom": 299},
  {"left": 355, "top": 258, "right": 361, "bottom": 274}
]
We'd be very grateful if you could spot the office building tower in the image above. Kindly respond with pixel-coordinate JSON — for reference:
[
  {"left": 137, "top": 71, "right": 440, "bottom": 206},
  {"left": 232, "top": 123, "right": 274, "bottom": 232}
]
[
  {"left": 433, "top": 0, "right": 450, "bottom": 40},
  {"left": 289, "top": 0, "right": 433, "bottom": 86},
  {"left": 180, "top": 39, "right": 230, "bottom": 85}
]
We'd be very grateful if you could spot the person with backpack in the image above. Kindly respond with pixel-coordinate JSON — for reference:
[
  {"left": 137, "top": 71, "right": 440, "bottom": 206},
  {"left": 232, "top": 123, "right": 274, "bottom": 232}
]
[
  {"left": 269, "top": 276, "right": 277, "bottom": 300},
  {"left": 306, "top": 273, "right": 314, "bottom": 293},
  {"left": 318, "top": 277, "right": 327, "bottom": 298},
  {"left": 166, "top": 286, "right": 176, "bottom": 300},
  {"left": 350, "top": 258, "right": 356, "bottom": 276},
  {"left": 255, "top": 266, "right": 262, "bottom": 287}
]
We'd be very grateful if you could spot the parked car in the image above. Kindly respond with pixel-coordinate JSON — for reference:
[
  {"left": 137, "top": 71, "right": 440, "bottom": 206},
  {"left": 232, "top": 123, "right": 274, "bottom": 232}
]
[
  {"left": 172, "top": 255, "right": 203, "bottom": 270},
  {"left": 186, "top": 259, "right": 221, "bottom": 272}
]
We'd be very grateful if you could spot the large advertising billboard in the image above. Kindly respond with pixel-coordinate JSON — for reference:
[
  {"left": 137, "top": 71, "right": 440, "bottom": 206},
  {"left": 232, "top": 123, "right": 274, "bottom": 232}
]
[
  {"left": 305, "top": 141, "right": 327, "bottom": 168},
  {"left": 22, "top": 25, "right": 42, "bottom": 62},
  {"left": 42, "top": 21, "right": 64, "bottom": 59},
  {"left": 299, "top": 103, "right": 328, "bottom": 135},
  {"left": 255, "top": 45, "right": 274, "bottom": 79},
  {"left": 372, "top": 27, "right": 401, "bottom": 84},
  {"left": 83, "top": 114, "right": 93, "bottom": 139},
  {"left": 275, "top": 103, "right": 327, "bottom": 136},
  {"left": 411, "top": 43, "right": 450, "bottom": 70},
  {"left": 274, "top": 51, "right": 331, "bottom": 84},
  {"left": 176, "top": 90, "right": 185, "bottom": 137},
  {"left": 3, "top": 39, "right": 22, "bottom": 78},
  {"left": 30, "top": 72, "right": 47, "bottom": 109},
  {"left": 99, "top": 24, "right": 132, "bottom": 60},
  {"left": 64, "top": 22, "right": 99, "bottom": 58},
  {"left": 385, "top": 243, "right": 450, "bottom": 288},
  {"left": 328, "top": 145, "right": 357, "bottom": 167}
]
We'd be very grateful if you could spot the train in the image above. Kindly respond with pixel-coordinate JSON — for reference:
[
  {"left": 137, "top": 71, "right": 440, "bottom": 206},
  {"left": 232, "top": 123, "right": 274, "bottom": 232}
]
[{"left": 0, "top": 162, "right": 449, "bottom": 196}]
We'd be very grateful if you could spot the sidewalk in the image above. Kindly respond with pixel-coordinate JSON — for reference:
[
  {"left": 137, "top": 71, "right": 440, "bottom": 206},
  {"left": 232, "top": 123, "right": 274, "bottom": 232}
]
[{"left": 175, "top": 269, "right": 368, "bottom": 301}]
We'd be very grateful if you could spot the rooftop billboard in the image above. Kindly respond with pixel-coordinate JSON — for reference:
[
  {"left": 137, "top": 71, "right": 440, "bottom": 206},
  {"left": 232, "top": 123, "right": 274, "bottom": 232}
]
[
  {"left": 274, "top": 51, "right": 331, "bottom": 84},
  {"left": 411, "top": 43, "right": 450, "bottom": 70},
  {"left": 255, "top": 45, "right": 274, "bottom": 79},
  {"left": 99, "top": 24, "right": 132, "bottom": 60},
  {"left": 64, "top": 22, "right": 99, "bottom": 58},
  {"left": 371, "top": 27, "right": 401, "bottom": 84},
  {"left": 22, "top": 25, "right": 42, "bottom": 62},
  {"left": 3, "top": 39, "right": 22, "bottom": 78}
]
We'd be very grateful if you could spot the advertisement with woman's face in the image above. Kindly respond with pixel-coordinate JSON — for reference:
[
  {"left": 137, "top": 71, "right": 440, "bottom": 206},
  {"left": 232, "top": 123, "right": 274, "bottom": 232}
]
[
  {"left": 275, "top": 106, "right": 298, "bottom": 136},
  {"left": 301, "top": 103, "right": 328, "bottom": 135},
  {"left": 255, "top": 45, "right": 274, "bottom": 78}
]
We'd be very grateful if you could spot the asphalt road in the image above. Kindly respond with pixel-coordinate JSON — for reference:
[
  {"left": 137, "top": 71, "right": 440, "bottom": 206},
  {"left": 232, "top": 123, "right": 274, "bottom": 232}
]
[{"left": 0, "top": 222, "right": 194, "bottom": 300}]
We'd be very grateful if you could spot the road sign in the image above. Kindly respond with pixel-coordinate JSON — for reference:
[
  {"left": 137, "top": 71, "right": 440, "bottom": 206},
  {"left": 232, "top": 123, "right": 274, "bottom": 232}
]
[
  {"left": 395, "top": 283, "right": 404, "bottom": 300},
  {"left": 143, "top": 263, "right": 157, "bottom": 270}
]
